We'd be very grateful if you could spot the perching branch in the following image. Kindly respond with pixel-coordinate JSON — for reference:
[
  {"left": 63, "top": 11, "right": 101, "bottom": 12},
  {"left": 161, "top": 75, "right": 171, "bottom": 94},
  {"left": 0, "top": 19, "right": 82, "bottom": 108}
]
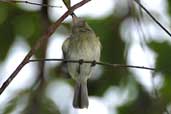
[
  {"left": 28, "top": 59, "right": 155, "bottom": 71},
  {"left": 0, "top": 0, "right": 91, "bottom": 95},
  {"left": 134, "top": 0, "right": 171, "bottom": 38},
  {"left": 0, "top": 0, "right": 62, "bottom": 8}
]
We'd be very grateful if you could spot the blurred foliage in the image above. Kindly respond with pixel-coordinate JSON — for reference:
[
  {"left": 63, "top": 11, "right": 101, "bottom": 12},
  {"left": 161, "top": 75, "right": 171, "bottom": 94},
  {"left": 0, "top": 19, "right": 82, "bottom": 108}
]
[
  {"left": 168, "top": 0, "right": 171, "bottom": 15},
  {"left": 148, "top": 41, "right": 171, "bottom": 104},
  {"left": 118, "top": 84, "right": 164, "bottom": 114},
  {"left": 2, "top": 86, "right": 60, "bottom": 114},
  {"left": 0, "top": 4, "right": 15, "bottom": 62},
  {"left": 0, "top": 3, "right": 43, "bottom": 62},
  {"left": 22, "top": 85, "right": 60, "bottom": 114},
  {"left": 3, "top": 94, "right": 19, "bottom": 114},
  {"left": 87, "top": 16, "right": 129, "bottom": 96},
  {"left": 0, "top": 0, "right": 171, "bottom": 114},
  {"left": 149, "top": 41, "right": 171, "bottom": 75}
]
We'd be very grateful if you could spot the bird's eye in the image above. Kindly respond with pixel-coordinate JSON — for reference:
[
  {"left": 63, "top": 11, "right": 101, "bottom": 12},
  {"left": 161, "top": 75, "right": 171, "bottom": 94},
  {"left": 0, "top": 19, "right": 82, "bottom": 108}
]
[
  {"left": 79, "top": 28, "right": 91, "bottom": 32},
  {"left": 79, "top": 29, "right": 86, "bottom": 32},
  {"left": 79, "top": 21, "right": 86, "bottom": 27}
]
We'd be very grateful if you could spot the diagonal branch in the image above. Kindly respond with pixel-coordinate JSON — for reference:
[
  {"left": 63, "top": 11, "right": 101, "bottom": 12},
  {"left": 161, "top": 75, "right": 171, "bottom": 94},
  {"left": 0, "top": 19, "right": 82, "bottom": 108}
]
[
  {"left": 0, "top": 0, "right": 91, "bottom": 95},
  {"left": 134, "top": 0, "right": 171, "bottom": 38}
]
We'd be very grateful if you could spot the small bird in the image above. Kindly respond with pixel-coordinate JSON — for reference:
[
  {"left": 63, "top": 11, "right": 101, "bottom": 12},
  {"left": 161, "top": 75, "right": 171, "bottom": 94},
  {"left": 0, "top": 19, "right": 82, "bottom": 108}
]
[{"left": 62, "top": 15, "right": 101, "bottom": 108}]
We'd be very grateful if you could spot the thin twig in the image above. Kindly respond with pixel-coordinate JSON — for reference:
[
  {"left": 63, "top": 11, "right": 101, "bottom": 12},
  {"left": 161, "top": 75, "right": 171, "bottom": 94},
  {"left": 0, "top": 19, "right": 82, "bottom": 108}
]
[
  {"left": 28, "top": 59, "right": 155, "bottom": 71},
  {"left": 0, "top": 0, "right": 62, "bottom": 8},
  {"left": 134, "top": 0, "right": 171, "bottom": 38},
  {"left": 0, "top": 0, "right": 91, "bottom": 95}
]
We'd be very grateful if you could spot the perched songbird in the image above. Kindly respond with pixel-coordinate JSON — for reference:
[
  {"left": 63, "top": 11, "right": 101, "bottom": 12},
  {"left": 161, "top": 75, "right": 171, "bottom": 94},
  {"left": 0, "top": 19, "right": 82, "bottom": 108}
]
[{"left": 62, "top": 15, "right": 101, "bottom": 108}]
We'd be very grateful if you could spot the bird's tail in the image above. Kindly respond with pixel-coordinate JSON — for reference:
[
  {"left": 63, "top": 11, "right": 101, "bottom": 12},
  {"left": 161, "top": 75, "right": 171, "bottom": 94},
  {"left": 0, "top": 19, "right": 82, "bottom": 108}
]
[{"left": 73, "top": 81, "right": 89, "bottom": 108}]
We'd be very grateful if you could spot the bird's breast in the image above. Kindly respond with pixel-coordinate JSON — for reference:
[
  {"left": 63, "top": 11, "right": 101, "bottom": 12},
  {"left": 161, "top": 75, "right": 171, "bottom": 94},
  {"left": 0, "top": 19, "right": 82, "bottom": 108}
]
[{"left": 68, "top": 34, "right": 101, "bottom": 61}]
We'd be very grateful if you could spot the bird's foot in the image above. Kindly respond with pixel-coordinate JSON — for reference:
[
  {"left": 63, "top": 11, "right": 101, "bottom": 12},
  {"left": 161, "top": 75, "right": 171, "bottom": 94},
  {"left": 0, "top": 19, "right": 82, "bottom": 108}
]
[
  {"left": 91, "top": 60, "right": 96, "bottom": 67},
  {"left": 77, "top": 59, "right": 84, "bottom": 74}
]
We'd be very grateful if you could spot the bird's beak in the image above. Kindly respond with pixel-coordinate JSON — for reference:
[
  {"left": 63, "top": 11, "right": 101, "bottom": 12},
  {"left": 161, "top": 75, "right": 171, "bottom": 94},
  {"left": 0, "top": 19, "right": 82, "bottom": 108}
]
[{"left": 72, "top": 14, "right": 79, "bottom": 25}]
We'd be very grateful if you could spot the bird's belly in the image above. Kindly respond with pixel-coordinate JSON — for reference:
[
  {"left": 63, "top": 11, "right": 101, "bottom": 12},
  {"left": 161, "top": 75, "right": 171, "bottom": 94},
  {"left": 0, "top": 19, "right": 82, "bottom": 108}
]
[
  {"left": 68, "top": 39, "right": 100, "bottom": 61},
  {"left": 67, "top": 39, "right": 100, "bottom": 81}
]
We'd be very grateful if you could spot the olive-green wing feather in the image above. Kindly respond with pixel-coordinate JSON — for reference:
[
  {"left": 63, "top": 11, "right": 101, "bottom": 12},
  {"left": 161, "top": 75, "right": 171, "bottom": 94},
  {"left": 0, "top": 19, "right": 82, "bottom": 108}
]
[
  {"left": 62, "top": 37, "right": 71, "bottom": 78},
  {"left": 62, "top": 37, "right": 70, "bottom": 59}
]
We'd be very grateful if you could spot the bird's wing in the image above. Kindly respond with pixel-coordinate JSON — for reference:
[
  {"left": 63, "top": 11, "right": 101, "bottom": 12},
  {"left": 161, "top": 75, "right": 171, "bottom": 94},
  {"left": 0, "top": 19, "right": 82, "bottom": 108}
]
[
  {"left": 96, "top": 36, "right": 102, "bottom": 49},
  {"left": 62, "top": 37, "right": 70, "bottom": 59},
  {"left": 62, "top": 37, "right": 71, "bottom": 78}
]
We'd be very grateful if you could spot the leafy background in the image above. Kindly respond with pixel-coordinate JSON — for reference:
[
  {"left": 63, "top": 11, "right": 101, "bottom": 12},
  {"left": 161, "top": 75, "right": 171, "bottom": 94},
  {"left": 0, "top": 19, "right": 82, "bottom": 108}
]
[{"left": 0, "top": 0, "right": 171, "bottom": 114}]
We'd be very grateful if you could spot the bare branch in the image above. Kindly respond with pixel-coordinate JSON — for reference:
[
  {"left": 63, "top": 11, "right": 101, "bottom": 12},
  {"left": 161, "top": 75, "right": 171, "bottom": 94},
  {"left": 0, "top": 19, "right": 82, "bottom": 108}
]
[
  {"left": 28, "top": 59, "right": 155, "bottom": 71},
  {"left": 0, "top": 0, "right": 62, "bottom": 8},
  {"left": 0, "top": 0, "right": 91, "bottom": 95},
  {"left": 134, "top": 0, "right": 171, "bottom": 38}
]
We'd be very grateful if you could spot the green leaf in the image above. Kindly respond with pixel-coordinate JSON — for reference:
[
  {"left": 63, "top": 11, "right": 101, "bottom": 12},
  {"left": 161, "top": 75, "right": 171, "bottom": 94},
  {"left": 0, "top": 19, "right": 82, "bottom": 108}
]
[
  {"left": 2, "top": 90, "right": 30, "bottom": 114},
  {"left": 3, "top": 97, "right": 18, "bottom": 114},
  {"left": 63, "top": 0, "right": 71, "bottom": 9},
  {"left": 0, "top": 4, "right": 43, "bottom": 62},
  {"left": 148, "top": 41, "right": 171, "bottom": 75},
  {"left": 12, "top": 12, "right": 43, "bottom": 46},
  {"left": 23, "top": 96, "right": 60, "bottom": 114},
  {"left": 22, "top": 88, "right": 60, "bottom": 114},
  {"left": 168, "top": 0, "right": 171, "bottom": 15},
  {"left": 160, "top": 74, "right": 171, "bottom": 104},
  {"left": 118, "top": 84, "right": 163, "bottom": 114},
  {"left": 0, "top": 4, "right": 16, "bottom": 62}
]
